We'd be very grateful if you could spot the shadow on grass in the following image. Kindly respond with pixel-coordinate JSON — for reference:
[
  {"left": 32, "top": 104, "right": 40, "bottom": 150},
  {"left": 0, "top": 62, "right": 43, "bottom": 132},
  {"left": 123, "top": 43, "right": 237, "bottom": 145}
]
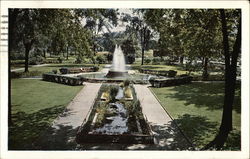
[
  {"left": 164, "top": 82, "right": 241, "bottom": 113},
  {"left": 223, "top": 130, "right": 241, "bottom": 150},
  {"left": 173, "top": 114, "right": 218, "bottom": 147},
  {"left": 172, "top": 114, "right": 240, "bottom": 150},
  {"left": 9, "top": 105, "right": 65, "bottom": 150},
  {"left": 33, "top": 124, "right": 79, "bottom": 150}
]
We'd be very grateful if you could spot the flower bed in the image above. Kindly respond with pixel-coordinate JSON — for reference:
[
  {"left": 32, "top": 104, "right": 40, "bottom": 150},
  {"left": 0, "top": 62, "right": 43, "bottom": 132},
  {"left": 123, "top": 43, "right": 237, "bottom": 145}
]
[
  {"left": 149, "top": 75, "right": 193, "bottom": 87},
  {"left": 139, "top": 69, "right": 177, "bottom": 77},
  {"left": 42, "top": 73, "right": 84, "bottom": 86},
  {"left": 59, "top": 66, "right": 99, "bottom": 74},
  {"left": 76, "top": 83, "right": 154, "bottom": 144}
]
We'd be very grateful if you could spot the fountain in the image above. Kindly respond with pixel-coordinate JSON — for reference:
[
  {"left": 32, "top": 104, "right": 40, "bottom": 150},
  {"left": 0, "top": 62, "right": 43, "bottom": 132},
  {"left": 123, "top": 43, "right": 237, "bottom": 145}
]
[
  {"left": 77, "top": 44, "right": 159, "bottom": 83},
  {"left": 106, "top": 45, "right": 128, "bottom": 78}
]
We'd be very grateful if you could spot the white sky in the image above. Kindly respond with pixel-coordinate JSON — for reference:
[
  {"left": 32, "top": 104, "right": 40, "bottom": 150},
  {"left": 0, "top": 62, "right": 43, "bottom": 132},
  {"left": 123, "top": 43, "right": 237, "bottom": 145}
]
[{"left": 108, "top": 8, "right": 134, "bottom": 33}]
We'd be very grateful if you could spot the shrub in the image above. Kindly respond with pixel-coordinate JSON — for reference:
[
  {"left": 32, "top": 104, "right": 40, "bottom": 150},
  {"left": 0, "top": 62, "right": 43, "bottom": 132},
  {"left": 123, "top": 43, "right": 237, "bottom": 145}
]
[
  {"left": 44, "top": 59, "right": 59, "bottom": 64},
  {"left": 168, "top": 70, "right": 177, "bottom": 77},
  {"left": 152, "top": 57, "right": 162, "bottom": 65},
  {"left": 92, "top": 66, "right": 99, "bottom": 72},
  {"left": 75, "top": 57, "right": 82, "bottom": 64},
  {"left": 109, "top": 86, "right": 119, "bottom": 102},
  {"left": 148, "top": 76, "right": 156, "bottom": 86},
  {"left": 144, "top": 58, "right": 151, "bottom": 64},
  {"left": 123, "top": 79, "right": 130, "bottom": 87},
  {"left": 10, "top": 60, "right": 25, "bottom": 65},
  {"left": 132, "top": 100, "right": 141, "bottom": 116},
  {"left": 57, "top": 57, "right": 63, "bottom": 63},
  {"left": 52, "top": 70, "right": 58, "bottom": 74},
  {"left": 164, "top": 59, "right": 172, "bottom": 65},
  {"left": 82, "top": 57, "right": 92, "bottom": 64},
  {"left": 95, "top": 102, "right": 109, "bottom": 127},
  {"left": 11, "top": 70, "right": 43, "bottom": 78},
  {"left": 96, "top": 55, "right": 107, "bottom": 64},
  {"left": 29, "top": 56, "right": 44, "bottom": 65}
]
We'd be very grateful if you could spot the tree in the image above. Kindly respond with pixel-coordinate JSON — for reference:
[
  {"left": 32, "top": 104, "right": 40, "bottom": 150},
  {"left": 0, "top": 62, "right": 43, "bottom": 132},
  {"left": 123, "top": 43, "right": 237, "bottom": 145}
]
[
  {"left": 121, "top": 39, "right": 136, "bottom": 64},
  {"left": 203, "top": 9, "right": 241, "bottom": 149},
  {"left": 144, "top": 9, "right": 223, "bottom": 78},
  {"left": 122, "top": 10, "right": 152, "bottom": 65},
  {"left": 77, "top": 9, "right": 118, "bottom": 55},
  {"left": 8, "top": 9, "right": 96, "bottom": 125}
]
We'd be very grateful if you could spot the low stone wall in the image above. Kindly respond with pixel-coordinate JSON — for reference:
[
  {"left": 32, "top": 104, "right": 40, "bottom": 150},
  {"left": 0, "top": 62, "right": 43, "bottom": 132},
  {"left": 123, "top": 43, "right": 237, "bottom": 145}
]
[
  {"left": 42, "top": 73, "right": 84, "bottom": 86},
  {"left": 59, "top": 66, "right": 99, "bottom": 74},
  {"left": 149, "top": 75, "right": 193, "bottom": 87},
  {"left": 139, "top": 69, "right": 177, "bottom": 77}
]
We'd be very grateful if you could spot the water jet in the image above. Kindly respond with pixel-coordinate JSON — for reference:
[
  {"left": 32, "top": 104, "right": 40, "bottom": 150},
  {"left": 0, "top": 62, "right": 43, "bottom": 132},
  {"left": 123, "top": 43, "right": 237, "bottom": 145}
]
[{"left": 106, "top": 45, "right": 128, "bottom": 78}]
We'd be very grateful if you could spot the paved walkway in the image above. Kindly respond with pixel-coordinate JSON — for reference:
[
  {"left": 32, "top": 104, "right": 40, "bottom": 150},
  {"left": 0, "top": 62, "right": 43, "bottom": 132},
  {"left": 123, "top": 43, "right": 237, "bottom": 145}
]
[
  {"left": 35, "top": 82, "right": 101, "bottom": 150},
  {"left": 131, "top": 85, "right": 192, "bottom": 150}
]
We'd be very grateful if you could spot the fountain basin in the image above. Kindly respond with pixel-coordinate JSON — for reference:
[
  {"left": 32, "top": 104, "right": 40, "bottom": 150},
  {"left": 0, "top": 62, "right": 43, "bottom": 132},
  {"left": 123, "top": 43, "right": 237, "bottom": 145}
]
[
  {"left": 78, "top": 73, "right": 159, "bottom": 84},
  {"left": 106, "top": 70, "right": 129, "bottom": 78}
]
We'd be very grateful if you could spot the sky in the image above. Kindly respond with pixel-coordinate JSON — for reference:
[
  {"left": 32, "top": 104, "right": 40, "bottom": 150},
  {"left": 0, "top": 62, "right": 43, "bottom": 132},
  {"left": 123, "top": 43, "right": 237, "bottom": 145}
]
[{"left": 107, "top": 8, "right": 135, "bottom": 33}]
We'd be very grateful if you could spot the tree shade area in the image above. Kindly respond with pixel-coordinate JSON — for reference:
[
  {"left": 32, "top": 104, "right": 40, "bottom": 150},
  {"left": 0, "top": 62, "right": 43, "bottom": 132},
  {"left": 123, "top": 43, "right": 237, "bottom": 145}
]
[
  {"left": 9, "top": 8, "right": 242, "bottom": 151},
  {"left": 9, "top": 79, "right": 83, "bottom": 149},
  {"left": 151, "top": 82, "right": 241, "bottom": 150}
]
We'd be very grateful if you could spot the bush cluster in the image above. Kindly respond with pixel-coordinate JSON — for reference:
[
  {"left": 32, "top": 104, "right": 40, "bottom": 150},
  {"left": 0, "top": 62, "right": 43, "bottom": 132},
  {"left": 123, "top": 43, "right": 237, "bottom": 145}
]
[
  {"left": 109, "top": 86, "right": 119, "bottom": 102},
  {"left": 29, "top": 56, "right": 45, "bottom": 65},
  {"left": 11, "top": 71, "right": 42, "bottom": 78},
  {"left": 96, "top": 54, "right": 108, "bottom": 64}
]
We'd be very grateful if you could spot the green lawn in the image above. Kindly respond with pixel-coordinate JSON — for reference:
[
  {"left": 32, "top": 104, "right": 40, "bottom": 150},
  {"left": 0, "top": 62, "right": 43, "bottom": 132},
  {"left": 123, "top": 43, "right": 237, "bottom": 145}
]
[
  {"left": 150, "top": 82, "right": 241, "bottom": 150},
  {"left": 9, "top": 79, "right": 84, "bottom": 149}
]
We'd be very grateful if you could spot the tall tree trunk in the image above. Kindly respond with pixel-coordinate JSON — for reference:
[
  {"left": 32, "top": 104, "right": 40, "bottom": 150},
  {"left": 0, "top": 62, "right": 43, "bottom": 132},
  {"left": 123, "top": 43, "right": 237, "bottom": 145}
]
[
  {"left": 203, "top": 9, "right": 241, "bottom": 150},
  {"left": 66, "top": 46, "right": 69, "bottom": 60},
  {"left": 141, "top": 27, "right": 145, "bottom": 65},
  {"left": 141, "top": 46, "right": 145, "bottom": 65},
  {"left": 23, "top": 39, "right": 34, "bottom": 72},
  {"left": 179, "top": 56, "right": 184, "bottom": 64},
  {"left": 24, "top": 44, "right": 30, "bottom": 72},
  {"left": 8, "top": 9, "right": 21, "bottom": 126},
  {"left": 202, "top": 57, "right": 209, "bottom": 80},
  {"left": 43, "top": 49, "right": 46, "bottom": 59}
]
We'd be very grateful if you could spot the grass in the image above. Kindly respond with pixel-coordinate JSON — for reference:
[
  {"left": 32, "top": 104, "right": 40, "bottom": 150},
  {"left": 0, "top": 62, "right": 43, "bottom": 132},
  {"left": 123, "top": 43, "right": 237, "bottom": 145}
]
[
  {"left": 9, "top": 79, "right": 84, "bottom": 149},
  {"left": 150, "top": 82, "right": 241, "bottom": 150}
]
